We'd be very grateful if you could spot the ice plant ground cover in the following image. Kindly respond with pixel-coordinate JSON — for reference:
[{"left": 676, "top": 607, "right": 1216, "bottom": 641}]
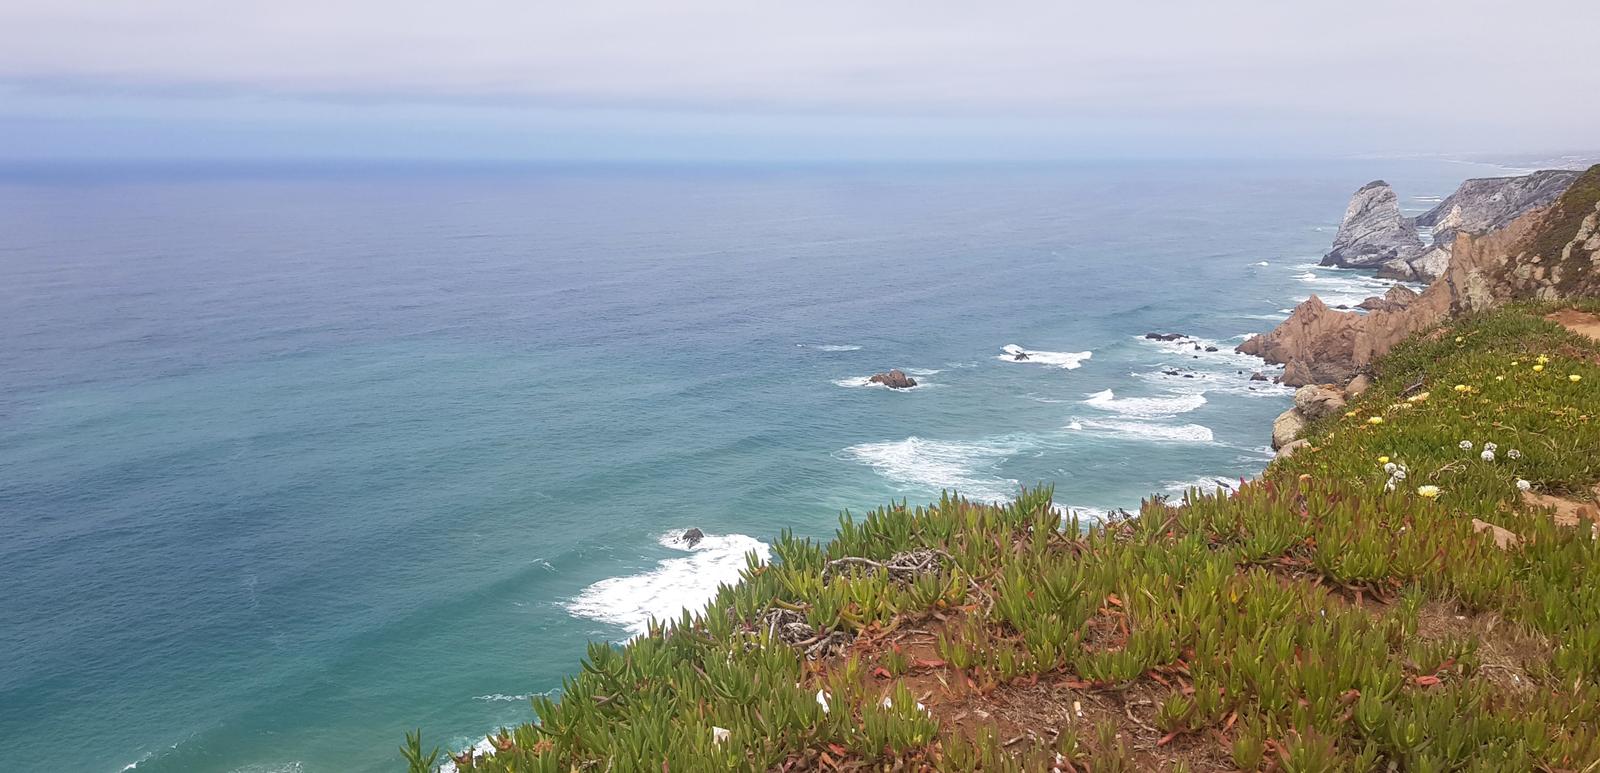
[{"left": 408, "top": 302, "right": 1600, "bottom": 772}]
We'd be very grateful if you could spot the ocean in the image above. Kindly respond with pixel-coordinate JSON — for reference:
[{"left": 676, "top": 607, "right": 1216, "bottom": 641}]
[{"left": 0, "top": 158, "right": 1498, "bottom": 772}]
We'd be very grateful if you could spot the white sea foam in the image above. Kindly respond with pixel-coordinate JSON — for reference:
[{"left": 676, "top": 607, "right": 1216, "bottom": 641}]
[
  {"left": 566, "top": 532, "right": 770, "bottom": 639},
  {"left": 1254, "top": 261, "right": 1271, "bottom": 266},
  {"left": 1083, "top": 388, "right": 1207, "bottom": 418},
  {"left": 998, "top": 344, "right": 1092, "bottom": 370},
  {"left": 1132, "top": 368, "right": 1290, "bottom": 399},
  {"left": 802, "top": 344, "right": 862, "bottom": 352},
  {"left": 1069, "top": 418, "right": 1215, "bottom": 444},
  {"left": 903, "top": 367, "right": 943, "bottom": 376},
  {"left": 1163, "top": 476, "right": 1237, "bottom": 496},
  {"left": 1287, "top": 263, "right": 1424, "bottom": 308},
  {"left": 844, "top": 435, "right": 1025, "bottom": 504}
]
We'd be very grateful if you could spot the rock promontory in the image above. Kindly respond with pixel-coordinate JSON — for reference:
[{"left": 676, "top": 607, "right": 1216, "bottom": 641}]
[
  {"left": 1320, "top": 180, "right": 1424, "bottom": 269},
  {"left": 1379, "top": 169, "right": 1581, "bottom": 282},
  {"left": 1242, "top": 165, "right": 1600, "bottom": 386}
]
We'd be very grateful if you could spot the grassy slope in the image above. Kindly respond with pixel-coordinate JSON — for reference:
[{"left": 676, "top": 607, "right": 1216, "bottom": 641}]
[{"left": 409, "top": 303, "right": 1600, "bottom": 773}]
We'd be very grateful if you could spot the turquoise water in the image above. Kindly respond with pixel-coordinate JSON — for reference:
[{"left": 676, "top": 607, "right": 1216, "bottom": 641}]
[{"left": 0, "top": 160, "right": 1490, "bottom": 772}]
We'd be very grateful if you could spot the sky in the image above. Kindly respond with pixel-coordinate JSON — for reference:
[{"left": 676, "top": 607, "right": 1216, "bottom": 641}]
[{"left": 1, "top": 0, "right": 1597, "bottom": 162}]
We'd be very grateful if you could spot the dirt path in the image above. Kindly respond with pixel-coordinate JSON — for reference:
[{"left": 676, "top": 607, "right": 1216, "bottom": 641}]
[{"left": 1545, "top": 308, "right": 1600, "bottom": 342}]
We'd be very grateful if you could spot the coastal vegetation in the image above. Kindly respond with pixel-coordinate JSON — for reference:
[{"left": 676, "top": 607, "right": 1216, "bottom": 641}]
[{"left": 411, "top": 301, "right": 1600, "bottom": 771}]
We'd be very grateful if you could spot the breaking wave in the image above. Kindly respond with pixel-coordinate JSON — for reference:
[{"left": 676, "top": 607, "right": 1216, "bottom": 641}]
[
  {"left": 843, "top": 435, "right": 1026, "bottom": 504},
  {"left": 997, "top": 344, "right": 1092, "bottom": 370},
  {"left": 566, "top": 532, "right": 770, "bottom": 638},
  {"left": 1083, "top": 388, "right": 1207, "bottom": 418}
]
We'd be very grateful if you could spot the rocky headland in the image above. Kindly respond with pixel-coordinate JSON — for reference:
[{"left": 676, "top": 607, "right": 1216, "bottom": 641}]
[
  {"left": 1321, "top": 168, "right": 1583, "bottom": 283},
  {"left": 1246, "top": 163, "right": 1600, "bottom": 450}
]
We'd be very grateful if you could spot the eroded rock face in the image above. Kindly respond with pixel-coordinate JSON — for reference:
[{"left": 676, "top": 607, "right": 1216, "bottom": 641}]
[
  {"left": 1238, "top": 165, "right": 1600, "bottom": 387},
  {"left": 1380, "top": 169, "right": 1580, "bottom": 282},
  {"left": 1357, "top": 284, "right": 1420, "bottom": 312},
  {"left": 1321, "top": 181, "right": 1424, "bottom": 268},
  {"left": 1418, "top": 169, "right": 1581, "bottom": 250},
  {"left": 869, "top": 369, "right": 918, "bottom": 389}
]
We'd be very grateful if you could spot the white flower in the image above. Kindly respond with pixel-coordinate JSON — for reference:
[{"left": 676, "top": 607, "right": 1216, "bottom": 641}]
[
  {"left": 816, "top": 690, "right": 830, "bottom": 714},
  {"left": 1508, "top": 449, "right": 1522, "bottom": 459},
  {"left": 1393, "top": 469, "right": 1407, "bottom": 481},
  {"left": 1459, "top": 440, "right": 1473, "bottom": 450},
  {"left": 1484, "top": 442, "right": 1497, "bottom": 452},
  {"left": 1383, "top": 462, "right": 1398, "bottom": 474},
  {"left": 1481, "top": 449, "right": 1496, "bottom": 462},
  {"left": 1516, "top": 479, "right": 1532, "bottom": 491},
  {"left": 712, "top": 726, "right": 730, "bottom": 745},
  {"left": 1384, "top": 479, "right": 1397, "bottom": 492},
  {"left": 1417, "top": 485, "right": 1442, "bottom": 498}
]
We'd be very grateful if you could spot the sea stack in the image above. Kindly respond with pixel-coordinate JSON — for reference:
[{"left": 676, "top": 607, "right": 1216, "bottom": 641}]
[{"left": 1320, "top": 180, "right": 1424, "bottom": 269}]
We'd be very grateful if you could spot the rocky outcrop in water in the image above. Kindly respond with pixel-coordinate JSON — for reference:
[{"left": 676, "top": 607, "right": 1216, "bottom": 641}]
[
  {"left": 869, "top": 370, "right": 918, "bottom": 389},
  {"left": 1320, "top": 181, "right": 1424, "bottom": 269},
  {"left": 1240, "top": 165, "right": 1600, "bottom": 386},
  {"left": 1378, "top": 169, "right": 1580, "bottom": 282}
]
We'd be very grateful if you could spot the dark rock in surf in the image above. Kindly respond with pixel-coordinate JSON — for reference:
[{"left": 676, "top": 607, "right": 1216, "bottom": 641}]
[{"left": 869, "top": 370, "right": 918, "bottom": 389}]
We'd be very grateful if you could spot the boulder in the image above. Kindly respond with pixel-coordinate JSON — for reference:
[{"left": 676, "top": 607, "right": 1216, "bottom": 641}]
[
  {"left": 1293, "top": 385, "right": 1347, "bottom": 421},
  {"left": 1012, "top": 351, "right": 1030, "bottom": 361},
  {"left": 1204, "top": 345, "right": 1218, "bottom": 352},
  {"left": 681, "top": 528, "right": 705, "bottom": 548},
  {"left": 1249, "top": 371, "right": 1269, "bottom": 382},
  {"left": 1276, "top": 439, "right": 1312, "bottom": 458},
  {"left": 1320, "top": 181, "right": 1425, "bottom": 268},
  {"left": 1344, "top": 373, "right": 1372, "bottom": 398},
  {"left": 1271, "top": 408, "right": 1307, "bottom": 450},
  {"left": 869, "top": 369, "right": 918, "bottom": 389},
  {"left": 1143, "top": 332, "right": 1188, "bottom": 341}
]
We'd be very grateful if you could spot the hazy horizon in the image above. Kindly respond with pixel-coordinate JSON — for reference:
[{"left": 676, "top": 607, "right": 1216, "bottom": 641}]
[{"left": 3, "top": 1, "right": 1598, "bottom": 161}]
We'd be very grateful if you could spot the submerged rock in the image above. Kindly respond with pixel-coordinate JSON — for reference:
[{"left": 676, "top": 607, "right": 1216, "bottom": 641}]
[
  {"left": 1249, "top": 371, "right": 1269, "bottom": 382},
  {"left": 869, "top": 369, "right": 918, "bottom": 389}
]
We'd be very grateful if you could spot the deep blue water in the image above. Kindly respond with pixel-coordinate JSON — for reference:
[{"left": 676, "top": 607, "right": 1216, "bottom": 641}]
[{"left": 0, "top": 159, "right": 1493, "bottom": 772}]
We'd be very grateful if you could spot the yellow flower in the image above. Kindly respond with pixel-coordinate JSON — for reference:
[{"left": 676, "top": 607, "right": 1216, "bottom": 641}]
[
  {"left": 1455, "top": 336, "right": 1464, "bottom": 343},
  {"left": 1512, "top": 360, "right": 1521, "bottom": 366},
  {"left": 1533, "top": 364, "right": 1545, "bottom": 372},
  {"left": 1572, "top": 374, "right": 1583, "bottom": 383},
  {"left": 1453, "top": 384, "right": 1470, "bottom": 392},
  {"left": 1537, "top": 354, "right": 1550, "bottom": 364},
  {"left": 1416, "top": 485, "right": 1441, "bottom": 498},
  {"left": 1405, "top": 391, "right": 1430, "bottom": 403},
  {"left": 1367, "top": 416, "right": 1384, "bottom": 425},
  {"left": 1495, "top": 375, "right": 1505, "bottom": 381},
  {"left": 1378, "top": 455, "right": 1390, "bottom": 464},
  {"left": 1344, "top": 410, "right": 1358, "bottom": 418}
]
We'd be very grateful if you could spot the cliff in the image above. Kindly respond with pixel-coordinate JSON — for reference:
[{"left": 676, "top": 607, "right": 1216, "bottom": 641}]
[
  {"left": 1379, "top": 169, "right": 1580, "bottom": 282},
  {"left": 1242, "top": 164, "right": 1600, "bottom": 386}
]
